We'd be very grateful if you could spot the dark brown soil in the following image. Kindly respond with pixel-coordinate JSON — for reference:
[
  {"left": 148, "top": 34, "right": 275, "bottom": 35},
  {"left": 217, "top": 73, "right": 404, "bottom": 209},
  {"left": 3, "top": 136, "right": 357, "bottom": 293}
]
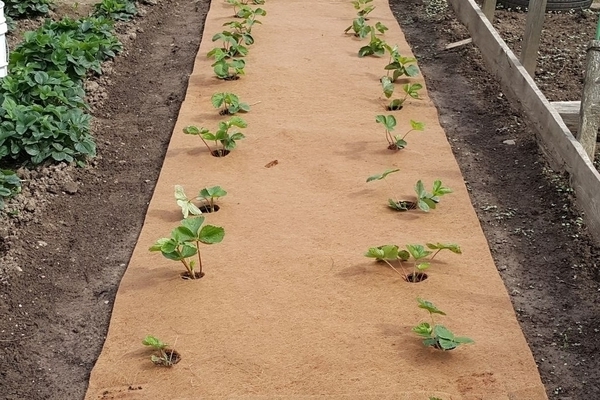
[
  {"left": 390, "top": 0, "right": 600, "bottom": 398},
  {"left": 0, "top": 0, "right": 209, "bottom": 399},
  {"left": 2, "top": 0, "right": 600, "bottom": 399}
]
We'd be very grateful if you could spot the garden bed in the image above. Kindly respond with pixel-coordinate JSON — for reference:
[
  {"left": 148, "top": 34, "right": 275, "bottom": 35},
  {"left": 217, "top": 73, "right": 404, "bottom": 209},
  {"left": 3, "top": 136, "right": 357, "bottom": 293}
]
[{"left": 1, "top": 0, "right": 600, "bottom": 399}]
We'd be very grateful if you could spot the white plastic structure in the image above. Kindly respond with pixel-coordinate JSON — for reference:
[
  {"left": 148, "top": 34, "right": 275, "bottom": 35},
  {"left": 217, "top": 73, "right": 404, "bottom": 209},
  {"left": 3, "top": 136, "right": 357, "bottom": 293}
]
[{"left": 0, "top": 1, "right": 7, "bottom": 78}]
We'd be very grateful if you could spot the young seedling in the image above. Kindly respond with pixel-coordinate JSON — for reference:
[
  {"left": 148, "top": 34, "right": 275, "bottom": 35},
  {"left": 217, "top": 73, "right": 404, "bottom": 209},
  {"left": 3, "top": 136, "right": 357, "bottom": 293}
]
[
  {"left": 211, "top": 92, "right": 250, "bottom": 115},
  {"left": 381, "top": 77, "right": 423, "bottom": 111},
  {"left": 142, "top": 335, "right": 181, "bottom": 366},
  {"left": 223, "top": 20, "right": 257, "bottom": 44},
  {"left": 207, "top": 46, "right": 246, "bottom": 80},
  {"left": 198, "top": 186, "right": 227, "bottom": 213},
  {"left": 364, "top": 243, "right": 461, "bottom": 282},
  {"left": 236, "top": 5, "right": 267, "bottom": 20},
  {"left": 209, "top": 31, "right": 249, "bottom": 58},
  {"left": 183, "top": 116, "right": 247, "bottom": 157},
  {"left": 175, "top": 185, "right": 202, "bottom": 218},
  {"left": 376, "top": 114, "right": 424, "bottom": 149},
  {"left": 384, "top": 44, "right": 419, "bottom": 82},
  {"left": 149, "top": 216, "right": 225, "bottom": 279},
  {"left": 358, "top": 30, "right": 386, "bottom": 58},
  {"left": 352, "top": 0, "right": 375, "bottom": 18},
  {"left": 344, "top": 17, "right": 387, "bottom": 39},
  {"left": 413, "top": 299, "right": 473, "bottom": 350},
  {"left": 366, "top": 170, "right": 452, "bottom": 212}
]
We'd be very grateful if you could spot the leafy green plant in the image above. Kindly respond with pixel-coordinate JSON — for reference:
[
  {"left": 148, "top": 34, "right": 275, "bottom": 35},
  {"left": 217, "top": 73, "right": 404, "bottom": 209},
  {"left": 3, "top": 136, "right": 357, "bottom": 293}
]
[
  {"left": 352, "top": 0, "right": 374, "bottom": 18},
  {"left": 93, "top": 0, "right": 137, "bottom": 21},
  {"left": 222, "top": 20, "right": 258, "bottom": 44},
  {"left": 183, "top": 116, "right": 247, "bottom": 157},
  {"left": 376, "top": 115, "right": 423, "bottom": 149},
  {"left": 211, "top": 92, "right": 250, "bottom": 115},
  {"left": 358, "top": 30, "right": 386, "bottom": 58},
  {"left": 4, "top": 0, "right": 52, "bottom": 18},
  {"left": 208, "top": 48, "right": 246, "bottom": 80},
  {"left": 0, "top": 98, "right": 95, "bottom": 165},
  {"left": 10, "top": 16, "right": 122, "bottom": 81},
  {"left": 198, "top": 186, "right": 227, "bottom": 213},
  {"left": 142, "top": 335, "right": 181, "bottom": 367},
  {"left": 1, "top": 67, "right": 87, "bottom": 110},
  {"left": 175, "top": 185, "right": 202, "bottom": 218},
  {"left": 413, "top": 299, "right": 473, "bottom": 350},
  {"left": 235, "top": 4, "right": 267, "bottom": 20},
  {"left": 383, "top": 45, "right": 419, "bottom": 82},
  {"left": 366, "top": 170, "right": 452, "bottom": 212},
  {"left": 344, "top": 17, "right": 387, "bottom": 39},
  {"left": 375, "top": 115, "right": 423, "bottom": 149},
  {"left": 364, "top": 243, "right": 461, "bottom": 282},
  {"left": 149, "top": 216, "right": 225, "bottom": 279},
  {"left": 0, "top": 170, "right": 21, "bottom": 210},
  {"left": 381, "top": 77, "right": 422, "bottom": 111},
  {"left": 209, "top": 31, "right": 249, "bottom": 59}
]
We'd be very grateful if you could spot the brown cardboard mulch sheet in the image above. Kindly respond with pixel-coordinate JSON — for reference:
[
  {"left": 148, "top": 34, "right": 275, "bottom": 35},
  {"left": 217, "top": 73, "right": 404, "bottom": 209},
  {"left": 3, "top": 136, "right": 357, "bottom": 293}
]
[{"left": 85, "top": 1, "right": 547, "bottom": 398}]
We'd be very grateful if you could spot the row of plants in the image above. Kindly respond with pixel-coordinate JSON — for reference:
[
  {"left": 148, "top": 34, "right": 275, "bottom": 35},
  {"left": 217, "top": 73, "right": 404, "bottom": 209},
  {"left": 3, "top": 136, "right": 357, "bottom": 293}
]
[
  {"left": 0, "top": 0, "right": 139, "bottom": 209},
  {"left": 145, "top": 0, "right": 268, "bottom": 366},
  {"left": 345, "top": 1, "right": 473, "bottom": 357},
  {"left": 145, "top": 0, "right": 471, "bottom": 373}
]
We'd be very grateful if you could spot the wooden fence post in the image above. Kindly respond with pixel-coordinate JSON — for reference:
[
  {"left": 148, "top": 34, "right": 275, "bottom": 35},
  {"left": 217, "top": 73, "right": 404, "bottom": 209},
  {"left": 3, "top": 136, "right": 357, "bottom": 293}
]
[
  {"left": 520, "top": 0, "right": 547, "bottom": 76},
  {"left": 481, "top": 0, "right": 497, "bottom": 22},
  {"left": 577, "top": 40, "right": 600, "bottom": 160}
]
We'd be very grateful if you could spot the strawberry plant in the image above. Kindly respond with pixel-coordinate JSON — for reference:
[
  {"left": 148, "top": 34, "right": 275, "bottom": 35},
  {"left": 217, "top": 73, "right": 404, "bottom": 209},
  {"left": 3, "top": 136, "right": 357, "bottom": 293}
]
[
  {"left": 4, "top": 0, "right": 52, "bottom": 18},
  {"left": 211, "top": 92, "right": 250, "bottom": 115},
  {"left": 344, "top": 17, "right": 387, "bottom": 39},
  {"left": 358, "top": 30, "right": 386, "bottom": 58},
  {"left": 364, "top": 243, "right": 461, "bottom": 282},
  {"left": 207, "top": 46, "right": 246, "bottom": 80},
  {"left": 175, "top": 185, "right": 202, "bottom": 218},
  {"left": 142, "top": 335, "right": 181, "bottom": 367},
  {"left": 366, "top": 170, "right": 452, "bottom": 212},
  {"left": 150, "top": 216, "right": 225, "bottom": 279},
  {"left": 0, "top": 170, "right": 21, "bottom": 210},
  {"left": 413, "top": 299, "right": 473, "bottom": 350},
  {"left": 222, "top": 20, "right": 257, "bottom": 45},
  {"left": 10, "top": 16, "right": 122, "bottom": 81},
  {"left": 381, "top": 77, "right": 422, "bottom": 111},
  {"left": 198, "top": 186, "right": 227, "bottom": 213},
  {"left": 236, "top": 5, "right": 266, "bottom": 20},
  {"left": 352, "top": 0, "right": 375, "bottom": 18},
  {"left": 93, "top": 0, "right": 137, "bottom": 21},
  {"left": 375, "top": 115, "right": 423, "bottom": 149},
  {"left": 183, "top": 117, "right": 247, "bottom": 157},
  {"left": 209, "top": 31, "right": 249, "bottom": 58},
  {"left": 384, "top": 44, "right": 419, "bottom": 82}
]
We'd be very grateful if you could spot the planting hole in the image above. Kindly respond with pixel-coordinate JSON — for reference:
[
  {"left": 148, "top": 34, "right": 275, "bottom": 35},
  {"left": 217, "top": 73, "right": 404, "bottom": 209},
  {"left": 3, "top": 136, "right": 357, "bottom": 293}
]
[
  {"left": 180, "top": 271, "right": 206, "bottom": 280},
  {"left": 391, "top": 201, "right": 417, "bottom": 211},
  {"left": 199, "top": 205, "right": 220, "bottom": 213},
  {"left": 223, "top": 75, "right": 240, "bottom": 81},
  {"left": 405, "top": 272, "right": 428, "bottom": 283},
  {"left": 386, "top": 105, "right": 404, "bottom": 112},
  {"left": 388, "top": 143, "right": 401, "bottom": 150},
  {"left": 164, "top": 349, "right": 181, "bottom": 365},
  {"left": 211, "top": 149, "right": 230, "bottom": 157}
]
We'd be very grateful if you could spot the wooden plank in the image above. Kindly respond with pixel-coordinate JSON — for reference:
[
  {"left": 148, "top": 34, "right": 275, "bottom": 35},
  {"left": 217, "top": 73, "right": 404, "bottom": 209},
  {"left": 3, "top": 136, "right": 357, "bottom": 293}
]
[
  {"left": 481, "top": 0, "right": 497, "bottom": 22},
  {"left": 520, "top": 0, "right": 548, "bottom": 76},
  {"left": 446, "top": 0, "right": 600, "bottom": 242},
  {"left": 551, "top": 101, "right": 579, "bottom": 132},
  {"left": 445, "top": 37, "right": 473, "bottom": 50},
  {"left": 576, "top": 41, "right": 600, "bottom": 158}
]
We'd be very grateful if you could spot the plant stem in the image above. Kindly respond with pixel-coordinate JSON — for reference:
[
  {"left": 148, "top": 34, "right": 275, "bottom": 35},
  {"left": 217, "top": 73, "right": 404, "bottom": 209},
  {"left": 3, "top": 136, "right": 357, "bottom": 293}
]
[
  {"left": 210, "top": 198, "right": 215, "bottom": 212},
  {"left": 382, "top": 259, "right": 407, "bottom": 279},
  {"left": 180, "top": 258, "right": 195, "bottom": 279},
  {"left": 195, "top": 241, "right": 204, "bottom": 275},
  {"left": 402, "top": 128, "right": 414, "bottom": 140},
  {"left": 430, "top": 249, "right": 441, "bottom": 260},
  {"left": 198, "top": 136, "right": 213, "bottom": 154}
]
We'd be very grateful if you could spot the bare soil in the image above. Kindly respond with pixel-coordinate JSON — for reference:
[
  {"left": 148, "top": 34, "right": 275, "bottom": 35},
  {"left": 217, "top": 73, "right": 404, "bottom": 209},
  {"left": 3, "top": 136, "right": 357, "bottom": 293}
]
[{"left": 1, "top": 0, "right": 600, "bottom": 399}]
